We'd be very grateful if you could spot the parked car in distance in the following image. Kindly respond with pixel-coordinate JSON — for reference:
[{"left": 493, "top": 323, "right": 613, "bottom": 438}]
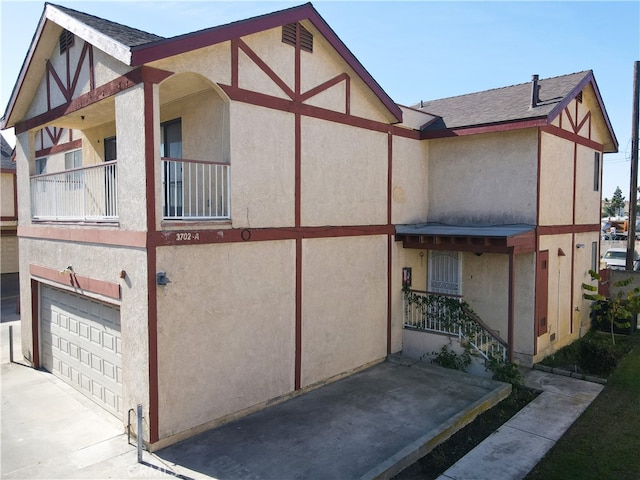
[{"left": 602, "top": 248, "right": 640, "bottom": 271}]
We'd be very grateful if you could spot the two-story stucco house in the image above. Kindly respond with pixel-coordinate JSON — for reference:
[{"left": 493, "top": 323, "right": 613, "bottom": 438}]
[{"left": 1, "top": 2, "right": 617, "bottom": 449}]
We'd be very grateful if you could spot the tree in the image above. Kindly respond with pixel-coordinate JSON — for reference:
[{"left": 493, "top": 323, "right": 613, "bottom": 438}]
[
  {"left": 582, "top": 270, "right": 640, "bottom": 344},
  {"left": 610, "top": 186, "right": 625, "bottom": 216}
]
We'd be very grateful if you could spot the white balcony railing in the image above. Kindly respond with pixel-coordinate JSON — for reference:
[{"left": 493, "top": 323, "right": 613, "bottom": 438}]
[
  {"left": 162, "top": 158, "right": 230, "bottom": 220},
  {"left": 30, "top": 161, "right": 118, "bottom": 221}
]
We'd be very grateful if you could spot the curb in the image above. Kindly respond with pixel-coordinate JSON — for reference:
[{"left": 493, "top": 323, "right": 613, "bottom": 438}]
[{"left": 532, "top": 364, "right": 607, "bottom": 385}]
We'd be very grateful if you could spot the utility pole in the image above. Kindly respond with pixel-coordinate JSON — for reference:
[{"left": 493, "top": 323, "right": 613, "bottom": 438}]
[{"left": 627, "top": 60, "right": 639, "bottom": 270}]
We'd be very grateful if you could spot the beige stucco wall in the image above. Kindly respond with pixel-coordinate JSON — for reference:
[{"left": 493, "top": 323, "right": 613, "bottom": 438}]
[
  {"left": 538, "top": 132, "right": 575, "bottom": 226},
  {"left": 83, "top": 123, "right": 116, "bottom": 164},
  {"left": 155, "top": 240, "right": 296, "bottom": 438},
  {"left": 535, "top": 234, "right": 575, "bottom": 360},
  {"left": 574, "top": 143, "right": 602, "bottom": 224},
  {"left": 428, "top": 129, "right": 538, "bottom": 224},
  {"left": 229, "top": 102, "right": 295, "bottom": 229},
  {"left": 159, "top": 81, "right": 230, "bottom": 164},
  {"left": 17, "top": 238, "right": 150, "bottom": 432},
  {"left": 1, "top": 172, "right": 15, "bottom": 217},
  {"left": 301, "top": 117, "right": 387, "bottom": 226},
  {"left": 0, "top": 235, "right": 19, "bottom": 273},
  {"left": 392, "top": 136, "right": 428, "bottom": 225},
  {"left": 301, "top": 235, "right": 388, "bottom": 387}
]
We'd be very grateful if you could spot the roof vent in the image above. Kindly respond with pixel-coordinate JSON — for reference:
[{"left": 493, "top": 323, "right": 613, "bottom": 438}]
[
  {"left": 59, "top": 29, "right": 74, "bottom": 55},
  {"left": 530, "top": 74, "right": 540, "bottom": 108},
  {"left": 282, "top": 23, "right": 313, "bottom": 53}
]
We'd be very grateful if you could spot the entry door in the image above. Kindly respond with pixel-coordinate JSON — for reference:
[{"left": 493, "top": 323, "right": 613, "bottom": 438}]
[
  {"left": 536, "top": 250, "right": 549, "bottom": 335},
  {"left": 428, "top": 251, "right": 461, "bottom": 295},
  {"left": 161, "top": 119, "right": 183, "bottom": 217}
]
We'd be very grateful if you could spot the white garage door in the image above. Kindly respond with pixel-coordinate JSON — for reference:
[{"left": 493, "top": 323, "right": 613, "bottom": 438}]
[{"left": 40, "top": 285, "right": 123, "bottom": 419}]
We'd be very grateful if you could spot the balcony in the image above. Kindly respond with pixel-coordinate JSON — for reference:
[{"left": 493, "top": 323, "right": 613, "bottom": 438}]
[
  {"left": 29, "top": 158, "right": 230, "bottom": 223},
  {"left": 162, "top": 158, "right": 230, "bottom": 220},
  {"left": 30, "top": 161, "right": 118, "bottom": 222}
]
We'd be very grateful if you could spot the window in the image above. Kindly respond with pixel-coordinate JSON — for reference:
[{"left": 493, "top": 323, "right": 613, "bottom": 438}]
[
  {"left": 104, "top": 137, "right": 117, "bottom": 162},
  {"left": 594, "top": 152, "right": 600, "bottom": 191},
  {"left": 591, "top": 241, "right": 599, "bottom": 271},
  {"left": 161, "top": 119, "right": 183, "bottom": 217},
  {"left": 65, "top": 149, "right": 82, "bottom": 190},
  {"left": 35, "top": 158, "right": 47, "bottom": 175},
  {"left": 59, "top": 30, "right": 74, "bottom": 54},
  {"left": 65, "top": 149, "right": 82, "bottom": 169}
]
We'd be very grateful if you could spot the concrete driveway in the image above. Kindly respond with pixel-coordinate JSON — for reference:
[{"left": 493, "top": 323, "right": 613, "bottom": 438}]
[{"left": 1, "top": 348, "right": 509, "bottom": 480}]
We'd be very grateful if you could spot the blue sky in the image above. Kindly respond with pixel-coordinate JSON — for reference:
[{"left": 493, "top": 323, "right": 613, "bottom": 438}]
[{"left": 1, "top": 1, "right": 638, "bottom": 200}]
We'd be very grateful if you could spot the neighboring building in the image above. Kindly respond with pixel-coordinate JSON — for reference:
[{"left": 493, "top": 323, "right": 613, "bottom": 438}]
[
  {"left": 1, "top": 134, "right": 18, "bottom": 274},
  {"left": 1, "top": 3, "right": 617, "bottom": 449}
]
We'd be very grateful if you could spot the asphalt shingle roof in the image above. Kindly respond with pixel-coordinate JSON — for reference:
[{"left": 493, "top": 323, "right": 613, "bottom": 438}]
[
  {"left": 418, "top": 71, "right": 591, "bottom": 130},
  {"left": 1, "top": 134, "right": 15, "bottom": 170},
  {"left": 48, "top": 3, "right": 164, "bottom": 47}
]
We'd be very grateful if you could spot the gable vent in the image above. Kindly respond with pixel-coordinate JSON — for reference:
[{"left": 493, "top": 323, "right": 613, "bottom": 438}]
[
  {"left": 59, "top": 30, "right": 74, "bottom": 54},
  {"left": 282, "top": 23, "right": 313, "bottom": 53},
  {"left": 576, "top": 91, "right": 583, "bottom": 103}
]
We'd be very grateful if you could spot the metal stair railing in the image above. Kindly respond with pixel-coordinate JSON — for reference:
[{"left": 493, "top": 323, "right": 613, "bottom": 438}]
[{"left": 403, "top": 289, "right": 507, "bottom": 362}]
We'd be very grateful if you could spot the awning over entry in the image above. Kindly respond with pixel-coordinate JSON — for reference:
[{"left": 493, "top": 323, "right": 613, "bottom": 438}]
[{"left": 395, "top": 222, "right": 536, "bottom": 254}]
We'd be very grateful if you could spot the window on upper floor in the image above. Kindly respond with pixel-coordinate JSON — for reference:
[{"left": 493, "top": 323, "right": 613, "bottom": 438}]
[
  {"left": 35, "top": 157, "right": 47, "bottom": 175},
  {"left": 591, "top": 241, "right": 598, "bottom": 271},
  {"left": 65, "top": 149, "right": 82, "bottom": 169},
  {"left": 593, "top": 152, "right": 600, "bottom": 191}
]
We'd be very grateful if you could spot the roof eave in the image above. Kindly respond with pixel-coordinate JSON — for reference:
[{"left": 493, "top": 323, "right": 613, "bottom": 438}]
[
  {"left": 420, "top": 117, "right": 548, "bottom": 140},
  {"left": 45, "top": 4, "right": 132, "bottom": 65},
  {"left": 547, "top": 71, "right": 619, "bottom": 153}
]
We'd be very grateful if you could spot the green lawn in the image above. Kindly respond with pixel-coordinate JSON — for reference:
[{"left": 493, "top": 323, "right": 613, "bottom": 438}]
[{"left": 525, "top": 332, "right": 640, "bottom": 480}]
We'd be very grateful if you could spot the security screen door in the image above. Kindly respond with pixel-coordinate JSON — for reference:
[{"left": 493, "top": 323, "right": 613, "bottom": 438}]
[{"left": 428, "top": 251, "right": 461, "bottom": 296}]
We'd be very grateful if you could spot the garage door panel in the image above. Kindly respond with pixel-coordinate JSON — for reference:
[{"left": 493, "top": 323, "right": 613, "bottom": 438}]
[{"left": 40, "top": 285, "right": 122, "bottom": 419}]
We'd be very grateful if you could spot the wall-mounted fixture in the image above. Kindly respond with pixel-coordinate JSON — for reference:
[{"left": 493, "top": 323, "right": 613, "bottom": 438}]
[
  {"left": 576, "top": 244, "right": 585, "bottom": 249},
  {"left": 156, "top": 271, "right": 171, "bottom": 286},
  {"left": 59, "top": 265, "right": 74, "bottom": 275},
  {"left": 558, "top": 248, "right": 566, "bottom": 257},
  {"left": 119, "top": 270, "right": 127, "bottom": 279},
  {"left": 474, "top": 252, "right": 483, "bottom": 257}
]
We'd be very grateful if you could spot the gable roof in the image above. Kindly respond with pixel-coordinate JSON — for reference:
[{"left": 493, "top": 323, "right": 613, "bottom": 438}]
[
  {"left": 418, "top": 71, "right": 618, "bottom": 152},
  {"left": 2, "top": 2, "right": 402, "bottom": 129},
  {"left": 1, "top": 134, "right": 16, "bottom": 170}
]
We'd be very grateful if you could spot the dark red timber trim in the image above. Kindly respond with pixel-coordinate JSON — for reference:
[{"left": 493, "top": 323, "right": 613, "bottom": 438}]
[
  {"left": 536, "top": 224, "right": 600, "bottom": 235},
  {"left": 238, "top": 39, "right": 294, "bottom": 99},
  {"left": 295, "top": 238, "right": 302, "bottom": 390},
  {"left": 299, "top": 73, "right": 349, "bottom": 104},
  {"left": 576, "top": 111, "right": 591, "bottom": 136},
  {"left": 421, "top": 118, "right": 548, "bottom": 140},
  {"left": 231, "top": 39, "right": 239, "bottom": 87},
  {"left": 295, "top": 114, "right": 301, "bottom": 227},
  {"left": 149, "top": 225, "right": 394, "bottom": 247},
  {"left": 29, "top": 264, "right": 121, "bottom": 300},
  {"left": 46, "top": 60, "right": 67, "bottom": 102},
  {"left": 541, "top": 125, "right": 602, "bottom": 151},
  {"left": 295, "top": 22, "right": 301, "bottom": 99},
  {"left": 31, "top": 279, "right": 40, "bottom": 367},
  {"left": 35, "top": 138, "right": 81, "bottom": 158},
  {"left": 564, "top": 106, "right": 577, "bottom": 133},
  {"left": 15, "top": 66, "right": 173, "bottom": 134},
  {"left": 0, "top": 227, "right": 17, "bottom": 234},
  {"left": 143, "top": 81, "right": 160, "bottom": 444},
  {"left": 570, "top": 232, "right": 575, "bottom": 334},
  {"left": 88, "top": 44, "right": 95, "bottom": 90}
]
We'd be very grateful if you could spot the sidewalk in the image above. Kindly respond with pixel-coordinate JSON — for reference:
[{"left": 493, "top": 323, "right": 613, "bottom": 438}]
[{"left": 436, "top": 369, "right": 604, "bottom": 480}]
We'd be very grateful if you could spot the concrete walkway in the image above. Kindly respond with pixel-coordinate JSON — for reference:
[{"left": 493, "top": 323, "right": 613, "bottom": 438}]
[{"left": 436, "top": 369, "right": 604, "bottom": 480}]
